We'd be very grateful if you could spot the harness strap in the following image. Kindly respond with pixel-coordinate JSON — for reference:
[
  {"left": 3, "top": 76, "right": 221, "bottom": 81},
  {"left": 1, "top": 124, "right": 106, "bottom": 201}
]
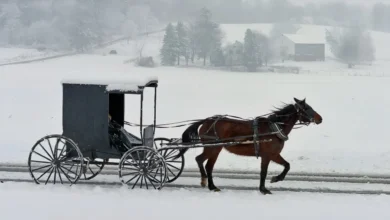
[{"left": 253, "top": 117, "right": 260, "bottom": 159}]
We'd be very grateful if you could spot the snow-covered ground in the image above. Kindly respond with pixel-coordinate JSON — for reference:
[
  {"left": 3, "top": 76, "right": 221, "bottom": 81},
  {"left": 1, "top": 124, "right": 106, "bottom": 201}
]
[
  {"left": 0, "top": 47, "right": 62, "bottom": 65},
  {"left": 1, "top": 53, "right": 390, "bottom": 175},
  {"left": 1, "top": 181, "right": 390, "bottom": 220},
  {"left": 1, "top": 23, "right": 390, "bottom": 177}
]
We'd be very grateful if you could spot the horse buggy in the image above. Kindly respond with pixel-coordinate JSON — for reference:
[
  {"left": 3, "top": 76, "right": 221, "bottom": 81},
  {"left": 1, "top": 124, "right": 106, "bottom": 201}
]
[{"left": 27, "top": 75, "right": 323, "bottom": 194}]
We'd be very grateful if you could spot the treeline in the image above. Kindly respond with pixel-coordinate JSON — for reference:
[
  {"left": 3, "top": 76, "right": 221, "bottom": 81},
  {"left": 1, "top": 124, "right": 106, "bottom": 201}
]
[
  {"left": 0, "top": 0, "right": 158, "bottom": 50},
  {"left": 160, "top": 8, "right": 300, "bottom": 71},
  {"left": 148, "top": 0, "right": 377, "bottom": 30}
]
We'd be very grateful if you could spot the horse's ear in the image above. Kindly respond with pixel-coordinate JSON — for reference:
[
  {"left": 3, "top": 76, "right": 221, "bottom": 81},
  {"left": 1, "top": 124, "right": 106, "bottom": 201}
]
[
  {"left": 294, "top": 97, "right": 300, "bottom": 103},
  {"left": 302, "top": 98, "right": 306, "bottom": 104}
]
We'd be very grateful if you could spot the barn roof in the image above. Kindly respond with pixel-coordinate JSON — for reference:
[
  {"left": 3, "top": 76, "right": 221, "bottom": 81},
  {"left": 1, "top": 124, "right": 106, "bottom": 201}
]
[
  {"left": 61, "top": 75, "right": 158, "bottom": 93},
  {"left": 283, "top": 34, "right": 325, "bottom": 44}
]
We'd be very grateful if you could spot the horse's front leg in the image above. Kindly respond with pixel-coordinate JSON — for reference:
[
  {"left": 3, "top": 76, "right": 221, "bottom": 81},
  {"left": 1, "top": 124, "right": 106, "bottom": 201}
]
[
  {"left": 270, "top": 154, "right": 290, "bottom": 183},
  {"left": 259, "top": 157, "right": 272, "bottom": 195}
]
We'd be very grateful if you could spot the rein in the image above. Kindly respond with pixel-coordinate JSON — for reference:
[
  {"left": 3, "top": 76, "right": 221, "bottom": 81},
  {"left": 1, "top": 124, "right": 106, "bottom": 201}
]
[
  {"left": 124, "top": 113, "right": 273, "bottom": 129},
  {"left": 123, "top": 103, "right": 311, "bottom": 130},
  {"left": 124, "top": 119, "right": 200, "bottom": 128}
]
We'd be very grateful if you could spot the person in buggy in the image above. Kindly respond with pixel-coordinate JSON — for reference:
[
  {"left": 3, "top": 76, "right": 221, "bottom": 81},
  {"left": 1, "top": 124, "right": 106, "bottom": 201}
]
[{"left": 108, "top": 114, "right": 143, "bottom": 152}]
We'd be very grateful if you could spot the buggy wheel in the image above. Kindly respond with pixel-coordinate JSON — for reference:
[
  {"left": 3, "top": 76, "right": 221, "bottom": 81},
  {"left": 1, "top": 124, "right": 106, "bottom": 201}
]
[
  {"left": 154, "top": 138, "right": 185, "bottom": 183},
  {"left": 119, "top": 146, "right": 167, "bottom": 190},
  {"left": 28, "top": 134, "right": 84, "bottom": 185},
  {"left": 81, "top": 158, "right": 108, "bottom": 180}
]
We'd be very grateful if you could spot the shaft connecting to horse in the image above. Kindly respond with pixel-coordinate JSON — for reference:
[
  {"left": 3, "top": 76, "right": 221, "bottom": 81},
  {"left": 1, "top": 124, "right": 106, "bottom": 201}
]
[{"left": 156, "top": 138, "right": 273, "bottom": 151}]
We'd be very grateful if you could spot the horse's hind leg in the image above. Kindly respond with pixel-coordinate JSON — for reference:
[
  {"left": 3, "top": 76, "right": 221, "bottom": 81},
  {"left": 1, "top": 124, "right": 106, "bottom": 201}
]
[
  {"left": 195, "top": 149, "right": 208, "bottom": 187},
  {"left": 270, "top": 154, "right": 290, "bottom": 183},
  {"left": 204, "top": 147, "right": 223, "bottom": 192}
]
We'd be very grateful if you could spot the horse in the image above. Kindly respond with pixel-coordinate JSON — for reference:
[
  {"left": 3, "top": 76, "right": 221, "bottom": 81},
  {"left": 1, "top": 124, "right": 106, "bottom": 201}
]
[{"left": 173, "top": 98, "right": 323, "bottom": 195}]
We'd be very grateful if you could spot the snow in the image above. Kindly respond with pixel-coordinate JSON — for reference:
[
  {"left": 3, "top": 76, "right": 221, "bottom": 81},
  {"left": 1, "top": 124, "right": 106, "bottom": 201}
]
[
  {"left": 61, "top": 74, "right": 158, "bottom": 92},
  {"left": 283, "top": 33, "right": 325, "bottom": 44},
  {"left": 0, "top": 47, "right": 62, "bottom": 65},
  {"left": 1, "top": 54, "right": 390, "bottom": 176},
  {"left": 3, "top": 170, "right": 390, "bottom": 193},
  {"left": 1, "top": 22, "right": 390, "bottom": 178},
  {"left": 105, "top": 83, "right": 141, "bottom": 92},
  {"left": 2, "top": 22, "right": 390, "bottom": 217},
  {"left": 1, "top": 182, "right": 390, "bottom": 220}
]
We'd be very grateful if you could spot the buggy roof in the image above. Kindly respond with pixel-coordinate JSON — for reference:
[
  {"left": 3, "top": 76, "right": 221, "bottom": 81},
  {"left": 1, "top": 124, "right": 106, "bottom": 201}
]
[{"left": 61, "top": 75, "right": 158, "bottom": 94}]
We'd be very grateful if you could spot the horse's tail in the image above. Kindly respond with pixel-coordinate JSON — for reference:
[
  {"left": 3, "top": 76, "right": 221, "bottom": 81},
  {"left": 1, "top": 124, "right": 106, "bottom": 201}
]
[{"left": 173, "top": 119, "right": 205, "bottom": 160}]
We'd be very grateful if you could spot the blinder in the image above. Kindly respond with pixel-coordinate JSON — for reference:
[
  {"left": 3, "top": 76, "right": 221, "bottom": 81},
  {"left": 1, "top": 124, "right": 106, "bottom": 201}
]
[{"left": 294, "top": 103, "right": 314, "bottom": 124}]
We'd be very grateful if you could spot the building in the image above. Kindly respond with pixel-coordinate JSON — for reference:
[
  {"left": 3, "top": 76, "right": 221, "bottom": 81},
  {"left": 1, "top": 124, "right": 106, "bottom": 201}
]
[{"left": 279, "top": 34, "right": 325, "bottom": 61}]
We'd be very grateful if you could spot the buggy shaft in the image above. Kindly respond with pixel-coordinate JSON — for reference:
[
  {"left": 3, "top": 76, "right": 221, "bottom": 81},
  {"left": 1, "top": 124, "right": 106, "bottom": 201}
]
[{"left": 156, "top": 139, "right": 273, "bottom": 151}]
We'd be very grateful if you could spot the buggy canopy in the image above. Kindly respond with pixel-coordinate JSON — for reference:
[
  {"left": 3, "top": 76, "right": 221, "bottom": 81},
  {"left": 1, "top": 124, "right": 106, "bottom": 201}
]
[{"left": 61, "top": 75, "right": 158, "bottom": 94}]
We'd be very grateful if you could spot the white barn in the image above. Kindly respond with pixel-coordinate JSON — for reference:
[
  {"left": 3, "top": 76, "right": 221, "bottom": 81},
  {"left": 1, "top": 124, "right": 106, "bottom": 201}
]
[{"left": 277, "top": 34, "right": 325, "bottom": 61}]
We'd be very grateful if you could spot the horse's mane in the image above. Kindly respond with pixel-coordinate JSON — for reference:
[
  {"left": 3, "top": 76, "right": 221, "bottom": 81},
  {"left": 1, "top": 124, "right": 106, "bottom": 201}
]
[{"left": 267, "top": 103, "right": 296, "bottom": 122}]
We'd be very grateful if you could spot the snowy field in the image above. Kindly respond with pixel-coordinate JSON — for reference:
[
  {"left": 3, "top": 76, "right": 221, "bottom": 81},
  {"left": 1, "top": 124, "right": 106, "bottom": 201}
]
[
  {"left": 1, "top": 21, "right": 390, "bottom": 220},
  {"left": 2, "top": 182, "right": 389, "bottom": 220},
  {"left": 0, "top": 47, "right": 62, "bottom": 65},
  {"left": 1, "top": 22, "right": 390, "bottom": 177},
  {"left": 1, "top": 54, "right": 390, "bottom": 175}
]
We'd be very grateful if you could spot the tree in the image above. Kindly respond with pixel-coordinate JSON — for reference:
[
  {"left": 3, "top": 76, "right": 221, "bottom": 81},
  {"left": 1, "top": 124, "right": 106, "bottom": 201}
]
[
  {"left": 187, "top": 23, "right": 197, "bottom": 63},
  {"left": 241, "top": 29, "right": 271, "bottom": 71},
  {"left": 210, "top": 46, "right": 225, "bottom": 66},
  {"left": 160, "top": 23, "right": 178, "bottom": 66},
  {"left": 192, "top": 7, "right": 223, "bottom": 66},
  {"left": 252, "top": 30, "right": 271, "bottom": 66},
  {"left": 243, "top": 29, "right": 258, "bottom": 71},
  {"left": 326, "top": 25, "right": 375, "bottom": 68},
  {"left": 67, "top": 3, "right": 103, "bottom": 51},
  {"left": 223, "top": 40, "right": 244, "bottom": 67},
  {"left": 176, "top": 21, "right": 190, "bottom": 65}
]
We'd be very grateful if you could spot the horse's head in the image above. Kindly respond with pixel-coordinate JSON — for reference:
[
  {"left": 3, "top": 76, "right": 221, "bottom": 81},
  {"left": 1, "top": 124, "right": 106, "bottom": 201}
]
[{"left": 293, "top": 98, "right": 322, "bottom": 125}]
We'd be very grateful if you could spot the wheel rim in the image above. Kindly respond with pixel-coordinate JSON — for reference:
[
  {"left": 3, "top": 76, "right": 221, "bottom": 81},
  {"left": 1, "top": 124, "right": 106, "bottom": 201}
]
[
  {"left": 28, "top": 134, "right": 84, "bottom": 185},
  {"left": 81, "top": 158, "right": 108, "bottom": 180},
  {"left": 154, "top": 138, "right": 185, "bottom": 183},
  {"left": 119, "top": 147, "right": 167, "bottom": 190}
]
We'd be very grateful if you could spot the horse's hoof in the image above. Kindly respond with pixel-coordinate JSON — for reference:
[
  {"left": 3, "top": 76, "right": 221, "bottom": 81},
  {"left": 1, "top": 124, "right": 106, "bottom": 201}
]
[
  {"left": 260, "top": 188, "right": 272, "bottom": 195},
  {"left": 210, "top": 188, "right": 221, "bottom": 192},
  {"left": 270, "top": 176, "right": 278, "bottom": 183},
  {"left": 201, "top": 178, "right": 207, "bottom": 187}
]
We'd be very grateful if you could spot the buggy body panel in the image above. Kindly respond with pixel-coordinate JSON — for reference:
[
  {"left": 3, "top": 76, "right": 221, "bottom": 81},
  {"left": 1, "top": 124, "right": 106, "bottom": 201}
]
[
  {"left": 62, "top": 83, "right": 118, "bottom": 159},
  {"left": 61, "top": 76, "right": 158, "bottom": 160}
]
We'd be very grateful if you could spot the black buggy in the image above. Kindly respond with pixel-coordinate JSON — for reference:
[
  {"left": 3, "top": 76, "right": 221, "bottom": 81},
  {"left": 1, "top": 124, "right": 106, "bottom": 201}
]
[{"left": 27, "top": 77, "right": 185, "bottom": 189}]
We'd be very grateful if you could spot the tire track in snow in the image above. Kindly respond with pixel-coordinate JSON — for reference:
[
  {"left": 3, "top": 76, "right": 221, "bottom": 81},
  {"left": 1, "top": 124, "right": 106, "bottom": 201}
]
[
  {"left": 1, "top": 177, "right": 390, "bottom": 196},
  {"left": 1, "top": 164, "right": 390, "bottom": 195},
  {"left": 0, "top": 163, "right": 388, "bottom": 184}
]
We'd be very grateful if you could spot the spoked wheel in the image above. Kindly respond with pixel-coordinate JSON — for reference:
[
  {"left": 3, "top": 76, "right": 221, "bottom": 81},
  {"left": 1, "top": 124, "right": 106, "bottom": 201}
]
[
  {"left": 119, "top": 146, "right": 167, "bottom": 190},
  {"left": 81, "top": 158, "right": 108, "bottom": 180},
  {"left": 28, "top": 134, "right": 84, "bottom": 185},
  {"left": 154, "top": 138, "right": 185, "bottom": 183}
]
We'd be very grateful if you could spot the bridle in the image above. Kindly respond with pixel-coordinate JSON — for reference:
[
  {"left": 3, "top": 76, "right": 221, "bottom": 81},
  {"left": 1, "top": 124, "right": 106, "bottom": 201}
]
[{"left": 294, "top": 103, "right": 315, "bottom": 126}]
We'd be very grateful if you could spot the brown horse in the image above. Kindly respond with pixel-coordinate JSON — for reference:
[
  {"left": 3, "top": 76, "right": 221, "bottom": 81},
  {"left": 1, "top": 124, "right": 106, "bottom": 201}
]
[{"left": 174, "top": 98, "right": 322, "bottom": 195}]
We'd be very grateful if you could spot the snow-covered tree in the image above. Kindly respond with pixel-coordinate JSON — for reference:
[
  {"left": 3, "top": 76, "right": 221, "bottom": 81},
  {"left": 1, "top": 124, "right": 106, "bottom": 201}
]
[
  {"left": 191, "top": 7, "right": 224, "bottom": 66},
  {"left": 176, "top": 21, "right": 190, "bottom": 65},
  {"left": 243, "top": 29, "right": 258, "bottom": 71},
  {"left": 223, "top": 40, "right": 244, "bottom": 67},
  {"left": 326, "top": 25, "right": 375, "bottom": 68},
  {"left": 160, "top": 23, "right": 178, "bottom": 66}
]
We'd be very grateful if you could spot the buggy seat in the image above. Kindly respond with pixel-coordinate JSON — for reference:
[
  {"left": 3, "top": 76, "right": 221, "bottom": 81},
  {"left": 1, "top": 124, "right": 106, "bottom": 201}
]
[{"left": 108, "top": 119, "right": 143, "bottom": 152}]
